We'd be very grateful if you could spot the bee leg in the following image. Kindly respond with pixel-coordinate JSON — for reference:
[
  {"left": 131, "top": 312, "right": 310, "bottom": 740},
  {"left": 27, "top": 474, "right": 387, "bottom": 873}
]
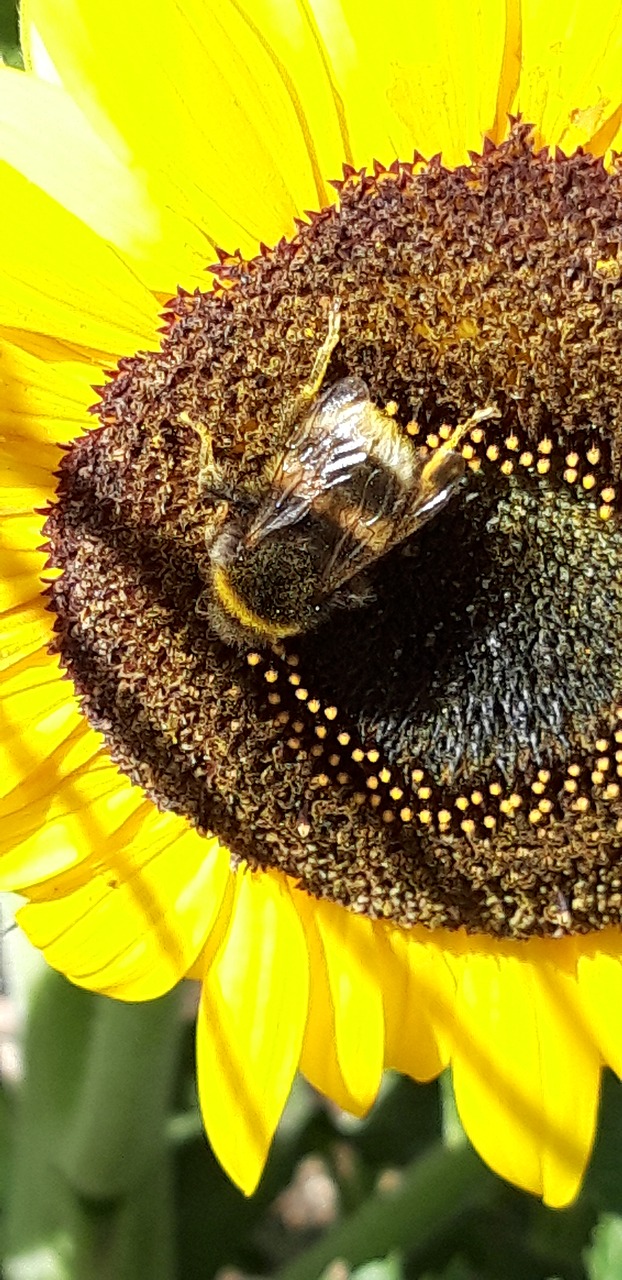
[
  {"left": 281, "top": 299, "right": 342, "bottom": 432},
  {"left": 176, "top": 410, "right": 231, "bottom": 498}
]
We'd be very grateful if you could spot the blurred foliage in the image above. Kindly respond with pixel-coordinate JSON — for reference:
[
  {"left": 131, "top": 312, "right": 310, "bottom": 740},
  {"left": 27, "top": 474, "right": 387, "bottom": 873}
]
[
  {"left": 3, "top": 969, "right": 622, "bottom": 1280},
  {"left": 0, "top": 0, "right": 20, "bottom": 66}
]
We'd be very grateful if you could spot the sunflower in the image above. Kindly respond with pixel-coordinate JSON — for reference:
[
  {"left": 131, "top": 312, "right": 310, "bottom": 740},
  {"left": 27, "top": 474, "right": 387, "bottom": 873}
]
[{"left": 3, "top": 0, "right": 622, "bottom": 1211}]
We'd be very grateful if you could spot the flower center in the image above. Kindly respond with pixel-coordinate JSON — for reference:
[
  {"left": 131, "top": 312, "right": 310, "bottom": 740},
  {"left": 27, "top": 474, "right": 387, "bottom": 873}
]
[{"left": 45, "top": 124, "right": 622, "bottom": 939}]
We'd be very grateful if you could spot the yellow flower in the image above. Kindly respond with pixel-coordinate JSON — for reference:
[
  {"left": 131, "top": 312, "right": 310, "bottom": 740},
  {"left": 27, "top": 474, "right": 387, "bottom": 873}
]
[{"left": 3, "top": 0, "right": 622, "bottom": 1210}]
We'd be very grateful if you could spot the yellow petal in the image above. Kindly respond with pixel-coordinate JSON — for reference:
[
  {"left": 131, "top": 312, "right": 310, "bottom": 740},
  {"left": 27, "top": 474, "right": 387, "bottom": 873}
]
[
  {"left": 576, "top": 931, "right": 622, "bottom": 1076},
  {"left": 0, "top": 65, "right": 219, "bottom": 295},
  {"left": 516, "top": 0, "right": 622, "bottom": 154},
  {"left": 297, "top": 893, "right": 384, "bottom": 1116},
  {"left": 0, "top": 603, "right": 51, "bottom": 672},
  {"left": 0, "top": 648, "right": 86, "bottom": 801},
  {"left": 196, "top": 869, "right": 309, "bottom": 1194},
  {"left": 309, "top": 0, "right": 509, "bottom": 168},
  {"left": 445, "top": 935, "right": 601, "bottom": 1207},
  {"left": 26, "top": 0, "right": 347, "bottom": 255},
  {"left": 0, "top": 337, "right": 96, "bottom": 448},
  {"left": 0, "top": 160, "right": 159, "bottom": 355},
  {"left": 18, "top": 810, "right": 231, "bottom": 998},
  {"left": 383, "top": 924, "right": 453, "bottom": 1082}
]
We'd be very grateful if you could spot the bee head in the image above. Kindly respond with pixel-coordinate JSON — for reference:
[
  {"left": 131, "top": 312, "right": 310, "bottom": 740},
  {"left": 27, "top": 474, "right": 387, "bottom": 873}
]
[{"left": 207, "top": 522, "right": 323, "bottom": 646}]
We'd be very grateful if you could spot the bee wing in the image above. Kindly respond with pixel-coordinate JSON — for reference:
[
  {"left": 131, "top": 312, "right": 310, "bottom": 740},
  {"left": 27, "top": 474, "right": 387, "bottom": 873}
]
[
  {"left": 320, "top": 446, "right": 465, "bottom": 595},
  {"left": 246, "top": 378, "right": 372, "bottom": 544}
]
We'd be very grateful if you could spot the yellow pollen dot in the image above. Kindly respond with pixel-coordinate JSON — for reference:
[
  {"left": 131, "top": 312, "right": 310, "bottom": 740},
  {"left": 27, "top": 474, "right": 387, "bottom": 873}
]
[
  {"left": 400, "top": 807, "right": 413, "bottom": 822},
  {"left": 370, "top": 794, "right": 382, "bottom": 808},
  {"left": 418, "top": 785, "right": 432, "bottom": 800},
  {"left": 419, "top": 809, "right": 432, "bottom": 825},
  {"left": 315, "top": 725, "right": 327, "bottom": 739},
  {"left": 406, "top": 421, "right": 420, "bottom": 436},
  {"left": 277, "top": 711, "right": 290, "bottom": 725},
  {"left": 499, "top": 799, "right": 513, "bottom": 815},
  {"left": 287, "top": 737, "right": 301, "bottom": 751},
  {"left": 382, "top": 810, "right": 395, "bottom": 823},
  {"left": 292, "top": 720, "right": 304, "bottom": 733},
  {"left": 438, "top": 809, "right": 452, "bottom": 825},
  {"left": 294, "top": 687, "right": 309, "bottom": 700},
  {"left": 455, "top": 796, "right": 469, "bottom": 811},
  {"left": 324, "top": 706, "right": 338, "bottom": 720},
  {"left": 500, "top": 459, "right": 514, "bottom": 476},
  {"left": 470, "top": 427, "right": 485, "bottom": 445},
  {"left": 538, "top": 438, "right": 553, "bottom": 455},
  {"left": 536, "top": 458, "right": 550, "bottom": 475},
  {"left": 379, "top": 767, "right": 391, "bottom": 783},
  {"left": 529, "top": 809, "right": 543, "bottom": 824},
  {"left": 288, "top": 672, "right": 301, "bottom": 687},
  {"left": 538, "top": 769, "right": 551, "bottom": 783},
  {"left": 483, "top": 815, "right": 497, "bottom": 829},
  {"left": 582, "top": 473, "right": 596, "bottom": 490},
  {"left": 337, "top": 771, "right": 350, "bottom": 785},
  {"left": 352, "top": 747, "right": 365, "bottom": 762},
  {"left": 461, "top": 443, "right": 475, "bottom": 461},
  {"left": 509, "top": 793, "right": 523, "bottom": 809},
  {"left": 531, "top": 780, "right": 545, "bottom": 795},
  {"left": 412, "top": 769, "right": 424, "bottom": 784},
  {"left": 519, "top": 451, "right": 533, "bottom": 467},
  {"left": 367, "top": 748, "right": 380, "bottom": 763},
  {"left": 572, "top": 796, "right": 590, "bottom": 813},
  {"left": 605, "top": 783, "right": 620, "bottom": 800},
  {"left": 505, "top": 435, "right": 519, "bottom": 451},
  {"left": 564, "top": 468, "right": 578, "bottom": 484},
  {"left": 316, "top": 773, "right": 329, "bottom": 787},
  {"left": 354, "top": 792, "right": 366, "bottom": 804},
  {"left": 468, "top": 458, "right": 482, "bottom": 472},
  {"left": 597, "top": 756, "right": 610, "bottom": 771},
  {"left": 471, "top": 790, "right": 484, "bottom": 805},
  {"left": 426, "top": 433, "right": 440, "bottom": 450},
  {"left": 489, "top": 782, "right": 502, "bottom": 796},
  {"left": 337, "top": 732, "right": 350, "bottom": 746},
  {"left": 538, "top": 798, "right": 553, "bottom": 814},
  {"left": 592, "top": 770, "right": 605, "bottom": 786},
  {"left": 564, "top": 779, "right": 578, "bottom": 793},
  {"left": 568, "top": 763, "right": 581, "bottom": 777},
  {"left": 268, "top": 692, "right": 281, "bottom": 705},
  {"left": 587, "top": 446, "right": 601, "bottom": 465},
  {"left": 385, "top": 400, "right": 398, "bottom": 417},
  {"left": 439, "top": 423, "right": 453, "bottom": 440},
  {"left": 265, "top": 669, "right": 278, "bottom": 683},
  {"left": 307, "top": 699, "right": 321, "bottom": 713},
  {"left": 389, "top": 786, "right": 404, "bottom": 800},
  {"left": 310, "top": 744, "right": 324, "bottom": 757},
  {"left": 599, "top": 504, "right": 613, "bottom": 520},
  {"left": 486, "top": 444, "right": 499, "bottom": 462},
  {"left": 247, "top": 651, "right": 262, "bottom": 666},
  {"left": 602, "top": 487, "right": 616, "bottom": 503},
  {"left": 461, "top": 818, "right": 476, "bottom": 834},
  {"left": 566, "top": 452, "right": 579, "bottom": 468},
  {"left": 366, "top": 775, "right": 379, "bottom": 790},
  {"left": 328, "top": 753, "right": 340, "bottom": 767},
  {"left": 595, "top": 739, "right": 609, "bottom": 753}
]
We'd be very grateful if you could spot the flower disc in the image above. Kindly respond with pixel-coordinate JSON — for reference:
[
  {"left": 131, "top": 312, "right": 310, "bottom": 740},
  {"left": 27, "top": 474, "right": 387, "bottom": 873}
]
[{"left": 45, "top": 126, "right": 622, "bottom": 940}]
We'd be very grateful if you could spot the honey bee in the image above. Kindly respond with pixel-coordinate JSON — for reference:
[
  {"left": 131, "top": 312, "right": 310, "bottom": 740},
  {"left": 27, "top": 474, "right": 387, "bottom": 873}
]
[{"left": 194, "top": 303, "right": 495, "bottom": 648}]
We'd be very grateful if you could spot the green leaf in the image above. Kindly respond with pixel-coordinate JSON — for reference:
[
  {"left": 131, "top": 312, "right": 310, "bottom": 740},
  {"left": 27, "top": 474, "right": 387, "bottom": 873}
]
[{"left": 585, "top": 1214, "right": 622, "bottom": 1280}]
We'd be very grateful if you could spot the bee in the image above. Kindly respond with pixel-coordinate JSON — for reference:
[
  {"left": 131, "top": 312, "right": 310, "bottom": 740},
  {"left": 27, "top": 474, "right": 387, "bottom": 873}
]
[{"left": 193, "top": 303, "right": 495, "bottom": 648}]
